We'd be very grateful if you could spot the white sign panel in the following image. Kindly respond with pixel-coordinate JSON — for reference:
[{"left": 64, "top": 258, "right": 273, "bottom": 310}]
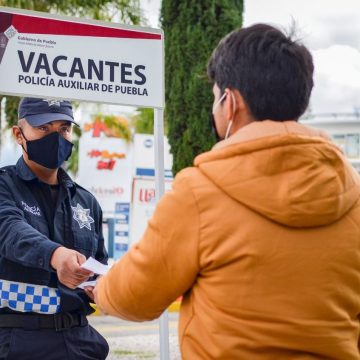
[
  {"left": 78, "top": 131, "right": 133, "bottom": 215},
  {"left": 133, "top": 134, "right": 173, "bottom": 178},
  {"left": 0, "top": 7, "right": 164, "bottom": 108},
  {"left": 130, "top": 177, "right": 172, "bottom": 245}
]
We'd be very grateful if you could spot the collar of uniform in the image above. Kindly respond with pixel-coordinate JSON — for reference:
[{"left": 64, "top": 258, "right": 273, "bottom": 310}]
[
  {"left": 16, "top": 157, "right": 76, "bottom": 196},
  {"left": 16, "top": 157, "right": 37, "bottom": 181},
  {"left": 57, "top": 168, "right": 76, "bottom": 196}
]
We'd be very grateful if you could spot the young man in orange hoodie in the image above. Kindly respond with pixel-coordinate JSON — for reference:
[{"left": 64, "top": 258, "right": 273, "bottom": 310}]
[{"left": 95, "top": 24, "right": 360, "bottom": 359}]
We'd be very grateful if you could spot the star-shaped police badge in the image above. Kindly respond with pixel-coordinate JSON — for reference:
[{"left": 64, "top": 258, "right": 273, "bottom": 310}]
[
  {"left": 43, "top": 99, "right": 61, "bottom": 107},
  {"left": 71, "top": 203, "right": 94, "bottom": 230}
]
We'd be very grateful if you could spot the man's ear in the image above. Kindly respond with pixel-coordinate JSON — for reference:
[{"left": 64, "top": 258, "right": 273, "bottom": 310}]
[
  {"left": 12, "top": 126, "right": 23, "bottom": 145},
  {"left": 232, "top": 89, "right": 247, "bottom": 112},
  {"left": 224, "top": 88, "right": 235, "bottom": 121},
  {"left": 224, "top": 88, "right": 248, "bottom": 121}
]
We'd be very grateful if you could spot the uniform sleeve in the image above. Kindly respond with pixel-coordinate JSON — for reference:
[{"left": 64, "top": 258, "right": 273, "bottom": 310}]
[
  {"left": 0, "top": 176, "right": 61, "bottom": 271},
  {"left": 96, "top": 170, "right": 200, "bottom": 321}
]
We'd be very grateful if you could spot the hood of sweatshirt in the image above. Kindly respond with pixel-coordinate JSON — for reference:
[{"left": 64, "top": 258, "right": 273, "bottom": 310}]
[{"left": 195, "top": 120, "right": 360, "bottom": 228}]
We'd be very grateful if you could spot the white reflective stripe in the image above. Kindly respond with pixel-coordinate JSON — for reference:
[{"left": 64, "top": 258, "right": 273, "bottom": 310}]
[{"left": 0, "top": 279, "right": 60, "bottom": 314}]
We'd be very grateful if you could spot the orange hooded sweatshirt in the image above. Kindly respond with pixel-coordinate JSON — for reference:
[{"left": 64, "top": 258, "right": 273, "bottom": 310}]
[{"left": 96, "top": 120, "right": 360, "bottom": 359}]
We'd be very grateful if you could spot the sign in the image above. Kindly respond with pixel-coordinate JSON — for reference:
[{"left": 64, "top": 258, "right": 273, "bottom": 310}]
[
  {"left": 130, "top": 178, "right": 172, "bottom": 245},
  {"left": 114, "top": 203, "right": 130, "bottom": 259},
  {"left": 133, "top": 134, "right": 173, "bottom": 178},
  {"left": 77, "top": 131, "right": 133, "bottom": 215},
  {"left": 0, "top": 7, "right": 164, "bottom": 108}
]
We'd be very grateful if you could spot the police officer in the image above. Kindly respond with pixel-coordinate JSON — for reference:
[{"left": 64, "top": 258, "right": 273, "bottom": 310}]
[{"left": 0, "top": 98, "right": 109, "bottom": 359}]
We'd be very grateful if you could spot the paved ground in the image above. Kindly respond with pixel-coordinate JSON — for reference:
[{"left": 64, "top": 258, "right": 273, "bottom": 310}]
[{"left": 89, "top": 313, "right": 181, "bottom": 360}]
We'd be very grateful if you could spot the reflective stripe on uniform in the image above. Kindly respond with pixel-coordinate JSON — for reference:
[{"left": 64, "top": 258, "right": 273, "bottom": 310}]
[{"left": 0, "top": 279, "right": 60, "bottom": 314}]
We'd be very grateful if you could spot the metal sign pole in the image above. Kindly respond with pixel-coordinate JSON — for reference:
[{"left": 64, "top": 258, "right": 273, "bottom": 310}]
[{"left": 154, "top": 107, "right": 170, "bottom": 360}]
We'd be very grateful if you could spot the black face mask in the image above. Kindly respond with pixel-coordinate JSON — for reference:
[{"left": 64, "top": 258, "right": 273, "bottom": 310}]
[{"left": 20, "top": 130, "right": 73, "bottom": 169}]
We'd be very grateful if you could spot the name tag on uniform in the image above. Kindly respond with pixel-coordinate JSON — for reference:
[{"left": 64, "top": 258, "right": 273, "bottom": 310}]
[{"left": 21, "top": 201, "right": 41, "bottom": 216}]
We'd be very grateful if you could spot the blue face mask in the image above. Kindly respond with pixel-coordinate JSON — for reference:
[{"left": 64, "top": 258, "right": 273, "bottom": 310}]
[{"left": 20, "top": 130, "right": 73, "bottom": 169}]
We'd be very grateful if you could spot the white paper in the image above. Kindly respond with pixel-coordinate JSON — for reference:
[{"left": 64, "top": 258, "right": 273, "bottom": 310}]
[
  {"left": 80, "top": 257, "right": 109, "bottom": 275},
  {"left": 77, "top": 280, "right": 97, "bottom": 289}
]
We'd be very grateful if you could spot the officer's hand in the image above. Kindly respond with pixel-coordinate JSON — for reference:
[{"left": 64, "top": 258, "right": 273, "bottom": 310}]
[{"left": 50, "top": 247, "right": 94, "bottom": 289}]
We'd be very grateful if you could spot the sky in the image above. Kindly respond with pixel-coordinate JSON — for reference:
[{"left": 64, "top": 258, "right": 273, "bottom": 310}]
[{"left": 141, "top": 0, "right": 360, "bottom": 115}]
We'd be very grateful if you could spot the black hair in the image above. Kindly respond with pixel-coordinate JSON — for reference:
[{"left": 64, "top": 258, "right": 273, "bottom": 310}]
[{"left": 207, "top": 24, "right": 314, "bottom": 121}]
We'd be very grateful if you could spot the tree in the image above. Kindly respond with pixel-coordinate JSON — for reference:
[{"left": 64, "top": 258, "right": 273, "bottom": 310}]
[
  {"left": 0, "top": 0, "right": 144, "bottom": 129},
  {"left": 0, "top": 0, "right": 143, "bottom": 23},
  {"left": 131, "top": 107, "right": 154, "bottom": 134},
  {"left": 160, "top": 1, "right": 243, "bottom": 174}
]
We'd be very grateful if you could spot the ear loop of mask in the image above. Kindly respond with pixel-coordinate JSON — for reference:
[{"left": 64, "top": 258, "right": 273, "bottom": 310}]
[
  {"left": 18, "top": 127, "right": 29, "bottom": 154},
  {"left": 212, "top": 92, "right": 227, "bottom": 114},
  {"left": 224, "top": 91, "right": 236, "bottom": 140}
]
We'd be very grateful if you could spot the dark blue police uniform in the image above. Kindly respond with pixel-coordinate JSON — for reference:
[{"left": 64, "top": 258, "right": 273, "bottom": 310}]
[{"left": 0, "top": 157, "right": 109, "bottom": 359}]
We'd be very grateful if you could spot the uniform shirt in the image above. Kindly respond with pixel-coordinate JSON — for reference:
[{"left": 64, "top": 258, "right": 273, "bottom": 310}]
[{"left": 0, "top": 157, "right": 108, "bottom": 315}]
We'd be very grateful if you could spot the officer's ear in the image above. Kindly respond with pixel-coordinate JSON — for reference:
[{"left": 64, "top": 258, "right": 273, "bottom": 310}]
[{"left": 13, "top": 124, "right": 24, "bottom": 145}]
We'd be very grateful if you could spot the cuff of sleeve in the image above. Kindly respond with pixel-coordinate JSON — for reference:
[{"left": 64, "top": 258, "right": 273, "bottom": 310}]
[
  {"left": 38, "top": 241, "right": 62, "bottom": 271},
  {"left": 95, "top": 276, "right": 118, "bottom": 316}
]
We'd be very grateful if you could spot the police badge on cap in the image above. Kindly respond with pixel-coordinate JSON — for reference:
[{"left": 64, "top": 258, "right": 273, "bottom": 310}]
[{"left": 18, "top": 97, "right": 79, "bottom": 127}]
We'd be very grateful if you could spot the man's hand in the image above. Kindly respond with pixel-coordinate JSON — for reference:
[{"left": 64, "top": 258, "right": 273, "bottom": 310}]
[
  {"left": 84, "top": 286, "right": 95, "bottom": 301},
  {"left": 93, "top": 281, "right": 108, "bottom": 315},
  {"left": 50, "top": 247, "right": 94, "bottom": 289}
]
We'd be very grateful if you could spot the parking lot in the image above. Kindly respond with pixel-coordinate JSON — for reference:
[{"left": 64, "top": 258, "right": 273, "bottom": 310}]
[{"left": 89, "top": 312, "right": 181, "bottom": 359}]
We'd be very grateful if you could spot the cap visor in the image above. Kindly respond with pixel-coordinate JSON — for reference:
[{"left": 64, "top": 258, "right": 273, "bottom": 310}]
[{"left": 25, "top": 113, "right": 79, "bottom": 127}]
